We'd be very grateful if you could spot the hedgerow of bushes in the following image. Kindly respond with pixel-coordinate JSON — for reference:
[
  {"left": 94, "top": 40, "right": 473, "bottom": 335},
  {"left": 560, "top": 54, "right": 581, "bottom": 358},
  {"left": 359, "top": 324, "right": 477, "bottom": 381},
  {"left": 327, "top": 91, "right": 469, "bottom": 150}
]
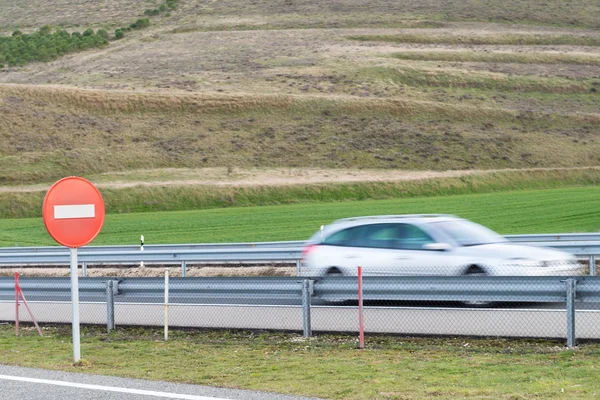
[
  {"left": 0, "top": 26, "right": 108, "bottom": 68},
  {"left": 113, "top": 0, "right": 178, "bottom": 40},
  {"left": 0, "top": 0, "right": 178, "bottom": 68},
  {"left": 114, "top": 18, "right": 150, "bottom": 41},
  {"left": 144, "top": 0, "right": 178, "bottom": 17}
]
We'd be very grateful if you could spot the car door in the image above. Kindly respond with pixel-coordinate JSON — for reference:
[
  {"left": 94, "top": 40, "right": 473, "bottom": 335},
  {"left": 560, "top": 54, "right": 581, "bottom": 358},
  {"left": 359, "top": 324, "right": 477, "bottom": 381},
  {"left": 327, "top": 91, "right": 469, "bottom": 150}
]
[
  {"left": 392, "top": 223, "right": 465, "bottom": 275},
  {"left": 347, "top": 223, "right": 416, "bottom": 275},
  {"left": 317, "top": 223, "right": 412, "bottom": 274}
]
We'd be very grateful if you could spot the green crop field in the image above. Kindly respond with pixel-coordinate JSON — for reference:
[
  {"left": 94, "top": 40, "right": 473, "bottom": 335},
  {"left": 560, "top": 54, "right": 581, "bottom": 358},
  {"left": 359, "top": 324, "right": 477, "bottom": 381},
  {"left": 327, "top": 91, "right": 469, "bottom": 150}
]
[{"left": 1, "top": 185, "right": 598, "bottom": 247}]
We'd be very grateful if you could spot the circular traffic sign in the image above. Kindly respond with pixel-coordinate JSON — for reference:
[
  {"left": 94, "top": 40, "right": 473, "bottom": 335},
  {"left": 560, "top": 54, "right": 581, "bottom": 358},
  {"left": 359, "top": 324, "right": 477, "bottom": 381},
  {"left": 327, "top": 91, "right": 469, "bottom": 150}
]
[{"left": 42, "top": 177, "right": 105, "bottom": 248}]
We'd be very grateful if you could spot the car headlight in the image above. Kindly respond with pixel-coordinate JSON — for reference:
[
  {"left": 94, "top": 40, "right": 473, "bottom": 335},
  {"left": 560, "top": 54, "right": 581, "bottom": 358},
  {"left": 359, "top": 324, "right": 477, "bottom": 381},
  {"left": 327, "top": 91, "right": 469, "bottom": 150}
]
[{"left": 505, "top": 258, "right": 544, "bottom": 268}]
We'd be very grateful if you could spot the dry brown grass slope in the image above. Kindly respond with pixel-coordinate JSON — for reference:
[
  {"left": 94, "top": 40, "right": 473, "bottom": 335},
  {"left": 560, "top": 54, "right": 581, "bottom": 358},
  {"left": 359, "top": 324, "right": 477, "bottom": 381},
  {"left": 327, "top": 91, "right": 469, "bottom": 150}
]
[
  {"left": 1, "top": 83, "right": 599, "bottom": 185},
  {"left": 0, "top": 0, "right": 599, "bottom": 188}
]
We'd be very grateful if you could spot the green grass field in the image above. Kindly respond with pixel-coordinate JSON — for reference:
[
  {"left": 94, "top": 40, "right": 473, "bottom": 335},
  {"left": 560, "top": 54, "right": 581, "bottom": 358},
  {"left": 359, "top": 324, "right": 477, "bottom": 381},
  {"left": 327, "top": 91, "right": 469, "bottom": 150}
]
[
  {"left": 2, "top": 326, "right": 600, "bottom": 400},
  {"left": 1, "top": 185, "right": 598, "bottom": 247}
]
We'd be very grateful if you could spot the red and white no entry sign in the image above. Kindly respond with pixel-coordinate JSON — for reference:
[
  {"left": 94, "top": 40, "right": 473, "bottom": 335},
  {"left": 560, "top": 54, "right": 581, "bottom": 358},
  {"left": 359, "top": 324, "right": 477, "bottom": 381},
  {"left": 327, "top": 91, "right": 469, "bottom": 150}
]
[{"left": 42, "top": 176, "right": 105, "bottom": 248}]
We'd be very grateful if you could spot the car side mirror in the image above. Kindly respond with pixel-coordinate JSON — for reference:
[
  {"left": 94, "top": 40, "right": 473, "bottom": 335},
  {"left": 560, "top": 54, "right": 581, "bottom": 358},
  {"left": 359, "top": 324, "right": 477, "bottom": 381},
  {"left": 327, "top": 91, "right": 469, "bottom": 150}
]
[{"left": 422, "top": 243, "right": 452, "bottom": 251}]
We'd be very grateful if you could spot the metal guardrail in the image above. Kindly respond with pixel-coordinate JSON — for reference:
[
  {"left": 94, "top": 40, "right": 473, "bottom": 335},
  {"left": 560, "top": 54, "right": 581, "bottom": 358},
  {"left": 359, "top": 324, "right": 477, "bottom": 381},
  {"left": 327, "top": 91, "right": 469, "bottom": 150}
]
[
  {"left": 0, "top": 248, "right": 302, "bottom": 265},
  {"left": 2, "top": 275, "right": 599, "bottom": 346},
  {"left": 0, "top": 241, "right": 306, "bottom": 254},
  {"left": 1, "top": 234, "right": 600, "bottom": 275},
  {"left": 1, "top": 233, "right": 600, "bottom": 255},
  {"left": 505, "top": 233, "right": 600, "bottom": 242},
  {"left": 3, "top": 276, "right": 599, "bottom": 302}
]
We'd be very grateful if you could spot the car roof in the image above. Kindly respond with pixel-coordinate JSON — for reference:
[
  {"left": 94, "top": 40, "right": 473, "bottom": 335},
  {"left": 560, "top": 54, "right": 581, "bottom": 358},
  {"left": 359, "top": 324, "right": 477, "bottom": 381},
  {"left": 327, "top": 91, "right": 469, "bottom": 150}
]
[
  {"left": 306, "top": 214, "right": 462, "bottom": 243},
  {"left": 331, "top": 214, "right": 460, "bottom": 225}
]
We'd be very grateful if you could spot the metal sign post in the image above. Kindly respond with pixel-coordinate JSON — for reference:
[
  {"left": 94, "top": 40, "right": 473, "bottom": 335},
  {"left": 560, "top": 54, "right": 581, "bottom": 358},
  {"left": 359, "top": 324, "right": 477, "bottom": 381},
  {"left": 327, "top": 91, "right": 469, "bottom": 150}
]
[
  {"left": 70, "top": 247, "right": 80, "bottom": 361},
  {"left": 43, "top": 177, "right": 105, "bottom": 363}
]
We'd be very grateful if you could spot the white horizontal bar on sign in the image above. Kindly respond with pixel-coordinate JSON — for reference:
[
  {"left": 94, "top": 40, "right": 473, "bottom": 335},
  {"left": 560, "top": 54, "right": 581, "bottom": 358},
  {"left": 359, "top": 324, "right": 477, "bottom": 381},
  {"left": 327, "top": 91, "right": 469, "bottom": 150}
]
[{"left": 54, "top": 204, "right": 95, "bottom": 220}]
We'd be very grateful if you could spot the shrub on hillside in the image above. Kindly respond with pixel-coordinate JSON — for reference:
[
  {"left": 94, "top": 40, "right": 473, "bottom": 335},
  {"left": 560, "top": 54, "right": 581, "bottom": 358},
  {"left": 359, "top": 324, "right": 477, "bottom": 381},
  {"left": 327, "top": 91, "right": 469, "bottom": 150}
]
[
  {"left": 0, "top": 26, "right": 109, "bottom": 67},
  {"left": 135, "top": 18, "right": 151, "bottom": 29},
  {"left": 115, "top": 29, "right": 125, "bottom": 39},
  {"left": 144, "top": 0, "right": 175, "bottom": 16}
]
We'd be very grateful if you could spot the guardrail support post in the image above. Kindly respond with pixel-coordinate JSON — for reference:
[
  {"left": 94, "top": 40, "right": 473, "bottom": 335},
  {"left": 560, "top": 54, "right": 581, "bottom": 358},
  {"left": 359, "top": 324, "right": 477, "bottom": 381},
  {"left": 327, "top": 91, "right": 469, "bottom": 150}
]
[
  {"left": 302, "top": 279, "right": 312, "bottom": 337},
  {"left": 181, "top": 261, "right": 187, "bottom": 278},
  {"left": 589, "top": 256, "right": 596, "bottom": 276},
  {"left": 82, "top": 262, "right": 87, "bottom": 277},
  {"left": 106, "top": 280, "right": 115, "bottom": 333},
  {"left": 566, "top": 278, "right": 577, "bottom": 348},
  {"left": 296, "top": 260, "right": 301, "bottom": 276}
]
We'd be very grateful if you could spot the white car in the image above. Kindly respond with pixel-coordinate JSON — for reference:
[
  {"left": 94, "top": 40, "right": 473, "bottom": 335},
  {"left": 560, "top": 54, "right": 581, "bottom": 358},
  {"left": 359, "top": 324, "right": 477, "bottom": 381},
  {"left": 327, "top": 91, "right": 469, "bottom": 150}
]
[{"left": 300, "top": 214, "right": 583, "bottom": 277}]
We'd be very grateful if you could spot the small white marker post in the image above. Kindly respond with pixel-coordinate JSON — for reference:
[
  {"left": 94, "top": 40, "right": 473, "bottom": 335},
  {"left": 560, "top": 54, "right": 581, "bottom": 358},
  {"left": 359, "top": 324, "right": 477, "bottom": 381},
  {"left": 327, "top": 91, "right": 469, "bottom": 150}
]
[
  {"left": 140, "top": 235, "right": 144, "bottom": 268},
  {"left": 164, "top": 267, "right": 169, "bottom": 341}
]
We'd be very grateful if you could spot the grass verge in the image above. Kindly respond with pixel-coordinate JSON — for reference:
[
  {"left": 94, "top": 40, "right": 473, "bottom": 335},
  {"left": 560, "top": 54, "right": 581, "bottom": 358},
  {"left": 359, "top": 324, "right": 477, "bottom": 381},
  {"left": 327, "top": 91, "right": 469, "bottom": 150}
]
[
  {"left": 2, "top": 325, "right": 599, "bottom": 400},
  {"left": 1, "top": 172, "right": 600, "bottom": 246}
]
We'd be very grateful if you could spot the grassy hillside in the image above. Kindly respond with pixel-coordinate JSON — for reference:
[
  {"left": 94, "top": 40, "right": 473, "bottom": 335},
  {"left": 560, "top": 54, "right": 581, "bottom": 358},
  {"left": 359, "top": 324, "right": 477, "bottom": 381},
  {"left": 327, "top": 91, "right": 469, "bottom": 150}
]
[
  {"left": 1, "top": 0, "right": 599, "bottom": 32},
  {"left": 0, "top": 0, "right": 599, "bottom": 219},
  {"left": 1, "top": 84, "right": 599, "bottom": 185},
  {"left": 0, "top": 0, "right": 154, "bottom": 33}
]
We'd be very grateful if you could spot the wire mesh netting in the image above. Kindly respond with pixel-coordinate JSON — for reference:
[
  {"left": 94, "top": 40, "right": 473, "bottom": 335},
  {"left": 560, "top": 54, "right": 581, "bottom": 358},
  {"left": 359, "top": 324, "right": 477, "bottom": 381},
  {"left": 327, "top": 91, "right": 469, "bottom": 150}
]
[{"left": 3, "top": 259, "right": 599, "bottom": 346}]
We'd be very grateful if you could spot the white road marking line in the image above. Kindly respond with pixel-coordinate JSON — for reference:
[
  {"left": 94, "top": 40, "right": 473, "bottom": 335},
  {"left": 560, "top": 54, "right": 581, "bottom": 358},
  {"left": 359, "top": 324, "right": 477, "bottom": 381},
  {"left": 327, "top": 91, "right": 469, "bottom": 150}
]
[
  {"left": 54, "top": 204, "right": 95, "bottom": 219},
  {"left": 0, "top": 374, "right": 233, "bottom": 400}
]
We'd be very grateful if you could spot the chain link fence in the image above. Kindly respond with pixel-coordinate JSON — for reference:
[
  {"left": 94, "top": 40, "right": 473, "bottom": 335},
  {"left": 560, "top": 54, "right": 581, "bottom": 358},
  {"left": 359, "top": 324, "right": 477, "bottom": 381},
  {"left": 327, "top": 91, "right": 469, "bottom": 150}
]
[{"left": 2, "top": 260, "right": 599, "bottom": 348}]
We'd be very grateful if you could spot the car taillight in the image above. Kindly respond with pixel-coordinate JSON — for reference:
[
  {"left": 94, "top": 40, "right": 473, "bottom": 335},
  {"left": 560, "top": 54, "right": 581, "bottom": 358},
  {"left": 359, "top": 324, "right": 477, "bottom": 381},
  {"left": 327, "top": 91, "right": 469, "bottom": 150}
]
[{"left": 301, "top": 244, "right": 318, "bottom": 263}]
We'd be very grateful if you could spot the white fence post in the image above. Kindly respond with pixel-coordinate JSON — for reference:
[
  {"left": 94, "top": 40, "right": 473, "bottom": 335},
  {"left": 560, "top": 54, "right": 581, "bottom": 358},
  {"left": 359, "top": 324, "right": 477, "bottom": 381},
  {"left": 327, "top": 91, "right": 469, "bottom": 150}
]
[{"left": 164, "top": 268, "right": 169, "bottom": 341}]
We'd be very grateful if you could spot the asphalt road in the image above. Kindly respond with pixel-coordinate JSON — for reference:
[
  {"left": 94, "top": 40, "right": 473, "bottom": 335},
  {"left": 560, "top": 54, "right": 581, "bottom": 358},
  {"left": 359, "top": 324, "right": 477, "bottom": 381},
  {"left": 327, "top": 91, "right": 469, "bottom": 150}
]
[{"left": 0, "top": 365, "right": 324, "bottom": 400}]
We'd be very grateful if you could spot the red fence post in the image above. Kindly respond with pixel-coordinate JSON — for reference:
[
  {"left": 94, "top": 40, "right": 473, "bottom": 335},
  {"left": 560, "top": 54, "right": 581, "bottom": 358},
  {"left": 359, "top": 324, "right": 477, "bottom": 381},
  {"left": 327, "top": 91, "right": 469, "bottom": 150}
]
[
  {"left": 358, "top": 266, "right": 365, "bottom": 349},
  {"left": 15, "top": 272, "right": 19, "bottom": 336},
  {"left": 15, "top": 272, "right": 43, "bottom": 337}
]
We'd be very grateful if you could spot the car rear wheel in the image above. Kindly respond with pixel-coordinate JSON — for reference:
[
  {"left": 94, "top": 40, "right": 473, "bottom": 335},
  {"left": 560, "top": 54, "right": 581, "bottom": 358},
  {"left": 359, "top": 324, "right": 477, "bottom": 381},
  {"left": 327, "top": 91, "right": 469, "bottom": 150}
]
[
  {"left": 462, "top": 265, "right": 490, "bottom": 307},
  {"left": 324, "top": 267, "right": 348, "bottom": 303},
  {"left": 325, "top": 267, "right": 343, "bottom": 276}
]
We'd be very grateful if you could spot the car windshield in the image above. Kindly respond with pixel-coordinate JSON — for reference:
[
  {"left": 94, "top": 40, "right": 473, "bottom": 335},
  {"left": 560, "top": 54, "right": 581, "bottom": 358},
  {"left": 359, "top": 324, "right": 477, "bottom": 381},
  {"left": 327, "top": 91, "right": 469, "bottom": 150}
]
[{"left": 432, "top": 220, "right": 507, "bottom": 246}]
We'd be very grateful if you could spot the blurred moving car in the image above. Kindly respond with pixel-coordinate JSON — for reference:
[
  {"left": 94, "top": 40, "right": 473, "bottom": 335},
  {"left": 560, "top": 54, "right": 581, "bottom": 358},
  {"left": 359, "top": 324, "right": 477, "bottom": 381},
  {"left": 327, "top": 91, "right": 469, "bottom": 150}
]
[{"left": 300, "top": 214, "right": 583, "bottom": 277}]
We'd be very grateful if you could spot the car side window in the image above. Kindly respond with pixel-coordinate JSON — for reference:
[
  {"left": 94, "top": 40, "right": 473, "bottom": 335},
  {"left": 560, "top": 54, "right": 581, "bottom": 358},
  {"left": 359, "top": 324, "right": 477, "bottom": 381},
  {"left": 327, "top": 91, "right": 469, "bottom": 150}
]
[
  {"left": 360, "top": 224, "right": 400, "bottom": 249},
  {"left": 394, "top": 223, "right": 435, "bottom": 250},
  {"left": 323, "top": 224, "right": 398, "bottom": 249},
  {"left": 323, "top": 223, "right": 435, "bottom": 250},
  {"left": 322, "top": 227, "right": 356, "bottom": 246}
]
